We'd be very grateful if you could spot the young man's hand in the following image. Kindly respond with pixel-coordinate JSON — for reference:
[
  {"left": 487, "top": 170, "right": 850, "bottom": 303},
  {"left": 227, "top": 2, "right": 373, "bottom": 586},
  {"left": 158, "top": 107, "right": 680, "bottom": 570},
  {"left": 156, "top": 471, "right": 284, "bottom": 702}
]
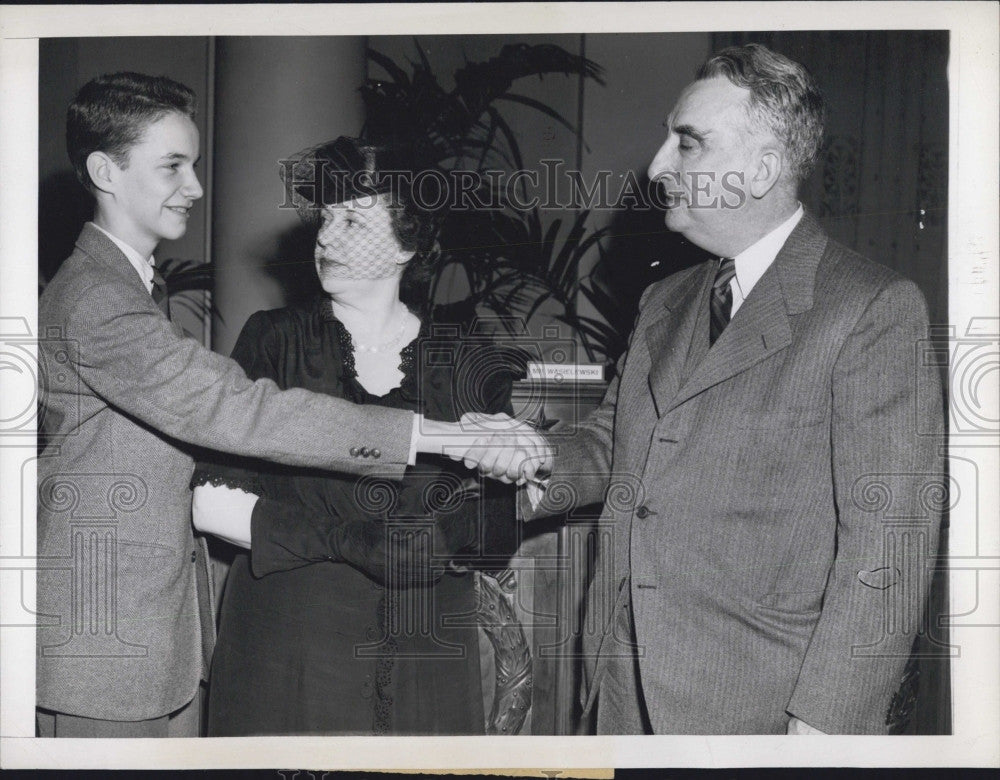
[{"left": 457, "top": 412, "right": 554, "bottom": 485}]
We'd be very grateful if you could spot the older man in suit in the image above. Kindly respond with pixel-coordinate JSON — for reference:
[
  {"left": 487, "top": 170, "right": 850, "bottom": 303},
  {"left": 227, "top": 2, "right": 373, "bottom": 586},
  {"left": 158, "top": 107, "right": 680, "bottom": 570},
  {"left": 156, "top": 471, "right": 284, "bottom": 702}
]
[
  {"left": 36, "top": 72, "right": 490, "bottom": 737},
  {"left": 471, "top": 44, "right": 944, "bottom": 734}
]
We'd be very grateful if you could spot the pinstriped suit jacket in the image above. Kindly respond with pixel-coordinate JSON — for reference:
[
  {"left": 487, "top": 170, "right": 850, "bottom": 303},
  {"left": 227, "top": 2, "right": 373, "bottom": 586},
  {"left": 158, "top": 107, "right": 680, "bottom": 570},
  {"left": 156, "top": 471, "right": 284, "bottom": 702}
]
[
  {"left": 37, "top": 224, "right": 414, "bottom": 721},
  {"left": 535, "top": 213, "right": 944, "bottom": 733}
]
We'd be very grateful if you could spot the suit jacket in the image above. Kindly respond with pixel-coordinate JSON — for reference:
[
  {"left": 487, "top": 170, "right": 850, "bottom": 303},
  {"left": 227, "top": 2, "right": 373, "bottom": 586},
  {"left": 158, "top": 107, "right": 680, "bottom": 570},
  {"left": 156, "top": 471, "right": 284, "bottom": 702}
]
[
  {"left": 36, "top": 224, "right": 414, "bottom": 720},
  {"left": 532, "top": 213, "right": 944, "bottom": 734}
]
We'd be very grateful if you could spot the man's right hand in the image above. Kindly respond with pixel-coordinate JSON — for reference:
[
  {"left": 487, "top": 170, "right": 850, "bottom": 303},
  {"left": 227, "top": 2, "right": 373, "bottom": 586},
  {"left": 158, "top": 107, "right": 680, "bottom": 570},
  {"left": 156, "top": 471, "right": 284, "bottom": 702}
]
[
  {"left": 413, "top": 412, "right": 553, "bottom": 484},
  {"left": 457, "top": 412, "right": 554, "bottom": 485}
]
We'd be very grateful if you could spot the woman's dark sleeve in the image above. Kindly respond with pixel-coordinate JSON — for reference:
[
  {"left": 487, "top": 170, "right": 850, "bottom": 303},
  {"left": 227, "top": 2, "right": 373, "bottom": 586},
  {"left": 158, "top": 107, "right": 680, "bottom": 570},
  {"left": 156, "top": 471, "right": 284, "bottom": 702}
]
[
  {"left": 251, "top": 334, "right": 520, "bottom": 541},
  {"left": 248, "top": 496, "right": 339, "bottom": 577},
  {"left": 433, "top": 469, "right": 519, "bottom": 571},
  {"left": 190, "top": 311, "right": 384, "bottom": 579}
]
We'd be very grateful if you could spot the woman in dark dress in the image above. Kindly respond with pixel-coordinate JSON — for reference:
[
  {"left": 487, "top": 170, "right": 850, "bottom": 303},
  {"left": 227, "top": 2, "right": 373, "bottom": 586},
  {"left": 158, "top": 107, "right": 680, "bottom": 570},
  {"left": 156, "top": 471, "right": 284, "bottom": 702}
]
[{"left": 191, "top": 137, "right": 518, "bottom": 735}]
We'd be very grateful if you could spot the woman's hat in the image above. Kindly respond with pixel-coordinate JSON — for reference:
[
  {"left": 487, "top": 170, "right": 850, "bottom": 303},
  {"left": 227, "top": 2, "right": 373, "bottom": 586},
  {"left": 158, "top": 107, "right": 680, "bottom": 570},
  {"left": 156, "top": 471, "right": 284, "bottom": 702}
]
[{"left": 281, "top": 136, "right": 403, "bottom": 225}]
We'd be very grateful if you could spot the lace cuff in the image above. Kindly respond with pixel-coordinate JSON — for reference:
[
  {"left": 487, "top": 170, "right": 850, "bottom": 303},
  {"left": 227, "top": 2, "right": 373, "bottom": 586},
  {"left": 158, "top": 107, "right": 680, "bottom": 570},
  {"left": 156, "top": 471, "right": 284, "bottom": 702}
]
[{"left": 190, "top": 469, "right": 263, "bottom": 496}]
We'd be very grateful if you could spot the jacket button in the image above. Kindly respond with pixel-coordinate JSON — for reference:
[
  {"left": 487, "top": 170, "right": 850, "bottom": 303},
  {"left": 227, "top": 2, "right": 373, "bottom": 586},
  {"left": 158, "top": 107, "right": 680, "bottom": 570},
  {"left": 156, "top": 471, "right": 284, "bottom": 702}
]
[
  {"left": 190, "top": 550, "right": 197, "bottom": 562},
  {"left": 360, "top": 447, "right": 370, "bottom": 458},
  {"left": 371, "top": 449, "right": 381, "bottom": 459},
  {"left": 635, "top": 505, "right": 652, "bottom": 519},
  {"left": 350, "top": 447, "right": 360, "bottom": 457}
]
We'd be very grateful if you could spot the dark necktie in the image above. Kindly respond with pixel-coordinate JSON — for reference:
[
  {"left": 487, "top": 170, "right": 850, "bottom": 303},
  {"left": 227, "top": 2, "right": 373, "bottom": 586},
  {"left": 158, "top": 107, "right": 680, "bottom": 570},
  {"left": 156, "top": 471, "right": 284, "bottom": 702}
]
[
  {"left": 709, "top": 257, "right": 736, "bottom": 345},
  {"left": 151, "top": 268, "right": 171, "bottom": 319}
]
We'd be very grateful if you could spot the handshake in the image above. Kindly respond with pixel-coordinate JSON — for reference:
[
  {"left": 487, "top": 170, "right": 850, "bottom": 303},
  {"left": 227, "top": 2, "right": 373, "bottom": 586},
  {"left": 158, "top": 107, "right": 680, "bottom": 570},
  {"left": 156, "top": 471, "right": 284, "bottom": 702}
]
[{"left": 415, "top": 412, "right": 554, "bottom": 485}]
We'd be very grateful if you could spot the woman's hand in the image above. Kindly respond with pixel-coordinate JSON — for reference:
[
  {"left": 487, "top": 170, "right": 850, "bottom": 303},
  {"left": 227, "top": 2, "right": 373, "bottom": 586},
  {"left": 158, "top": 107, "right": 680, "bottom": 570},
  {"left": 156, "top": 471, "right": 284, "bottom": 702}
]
[
  {"left": 191, "top": 482, "right": 259, "bottom": 549},
  {"left": 333, "top": 520, "right": 448, "bottom": 586}
]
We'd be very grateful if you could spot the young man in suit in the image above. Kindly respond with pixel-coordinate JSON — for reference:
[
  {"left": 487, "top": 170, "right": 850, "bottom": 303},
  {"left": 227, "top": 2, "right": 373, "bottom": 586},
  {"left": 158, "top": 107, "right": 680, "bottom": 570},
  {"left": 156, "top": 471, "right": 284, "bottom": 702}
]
[
  {"left": 472, "top": 44, "right": 945, "bottom": 734},
  {"left": 36, "top": 72, "right": 498, "bottom": 737}
]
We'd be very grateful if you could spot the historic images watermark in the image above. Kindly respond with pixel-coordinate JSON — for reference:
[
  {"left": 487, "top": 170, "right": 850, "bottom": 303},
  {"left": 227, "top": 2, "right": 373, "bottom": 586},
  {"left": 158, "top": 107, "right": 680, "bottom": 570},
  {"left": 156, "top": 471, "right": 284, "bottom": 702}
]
[{"left": 278, "top": 158, "right": 750, "bottom": 214}]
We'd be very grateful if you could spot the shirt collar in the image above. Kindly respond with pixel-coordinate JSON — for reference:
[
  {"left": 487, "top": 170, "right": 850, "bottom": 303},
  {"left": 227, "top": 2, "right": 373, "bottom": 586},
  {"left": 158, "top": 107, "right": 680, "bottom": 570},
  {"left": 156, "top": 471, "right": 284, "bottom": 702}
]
[
  {"left": 731, "top": 204, "right": 804, "bottom": 302},
  {"left": 89, "top": 222, "right": 156, "bottom": 294}
]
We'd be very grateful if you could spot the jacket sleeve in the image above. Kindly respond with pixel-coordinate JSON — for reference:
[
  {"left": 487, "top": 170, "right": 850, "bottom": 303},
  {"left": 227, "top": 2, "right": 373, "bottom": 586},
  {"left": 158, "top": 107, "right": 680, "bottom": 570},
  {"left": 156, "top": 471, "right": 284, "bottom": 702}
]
[
  {"left": 525, "top": 284, "right": 656, "bottom": 519},
  {"left": 64, "top": 277, "right": 412, "bottom": 476},
  {"left": 190, "top": 311, "right": 279, "bottom": 494},
  {"left": 786, "top": 278, "right": 945, "bottom": 733}
]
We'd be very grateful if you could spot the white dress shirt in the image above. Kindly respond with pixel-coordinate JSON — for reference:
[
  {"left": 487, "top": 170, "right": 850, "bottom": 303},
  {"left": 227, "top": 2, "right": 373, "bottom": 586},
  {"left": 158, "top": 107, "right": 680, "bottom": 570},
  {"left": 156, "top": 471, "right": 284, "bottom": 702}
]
[
  {"left": 729, "top": 204, "right": 804, "bottom": 316},
  {"left": 89, "top": 221, "right": 156, "bottom": 295}
]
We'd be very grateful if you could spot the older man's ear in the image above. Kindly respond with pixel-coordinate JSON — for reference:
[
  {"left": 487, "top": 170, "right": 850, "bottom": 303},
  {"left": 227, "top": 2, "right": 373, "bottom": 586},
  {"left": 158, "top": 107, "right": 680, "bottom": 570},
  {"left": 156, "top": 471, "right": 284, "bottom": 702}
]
[{"left": 749, "top": 147, "right": 784, "bottom": 199}]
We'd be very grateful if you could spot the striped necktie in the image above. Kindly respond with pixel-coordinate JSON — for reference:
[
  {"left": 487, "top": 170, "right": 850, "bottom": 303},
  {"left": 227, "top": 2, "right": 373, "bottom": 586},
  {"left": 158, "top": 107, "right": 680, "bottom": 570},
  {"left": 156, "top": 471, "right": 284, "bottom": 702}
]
[
  {"left": 709, "top": 257, "right": 736, "bottom": 345},
  {"left": 151, "top": 268, "right": 171, "bottom": 319}
]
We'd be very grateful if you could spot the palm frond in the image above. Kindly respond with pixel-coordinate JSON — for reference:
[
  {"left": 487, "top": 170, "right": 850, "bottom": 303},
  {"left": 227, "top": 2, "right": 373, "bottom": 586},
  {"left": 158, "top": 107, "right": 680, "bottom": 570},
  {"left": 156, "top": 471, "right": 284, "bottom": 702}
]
[
  {"left": 158, "top": 259, "right": 212, "bottom": 291},
  {"left": 453, "top": 43, "right": 604, "bottom": 117},
  {"left": 365, "top": 47, "right": 412, "bottom": 88},
  {"left": 158, "top": 258, "right": 218, "bottom": 322},
  {"left": 359, "top": 41, "right": 635, "bottom": 364}
]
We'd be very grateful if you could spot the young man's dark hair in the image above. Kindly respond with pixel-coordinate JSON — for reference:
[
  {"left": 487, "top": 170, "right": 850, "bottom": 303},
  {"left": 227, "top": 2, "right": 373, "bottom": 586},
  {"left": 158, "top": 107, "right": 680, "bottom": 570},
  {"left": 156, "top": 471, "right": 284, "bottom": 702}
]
[{"left": 66, "top": 71, "right": 196, "bottom": 192}]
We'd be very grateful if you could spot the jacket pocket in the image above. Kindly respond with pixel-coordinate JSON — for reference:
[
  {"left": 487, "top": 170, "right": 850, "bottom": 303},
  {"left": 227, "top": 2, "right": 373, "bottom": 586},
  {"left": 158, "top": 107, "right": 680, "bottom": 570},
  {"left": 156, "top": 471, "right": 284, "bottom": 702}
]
[
  {"left": 755, "top": 588, "right": 825, "bottom": 615},
  {"left": 118, "top": 540, "right": 175, "bottom": 558}
]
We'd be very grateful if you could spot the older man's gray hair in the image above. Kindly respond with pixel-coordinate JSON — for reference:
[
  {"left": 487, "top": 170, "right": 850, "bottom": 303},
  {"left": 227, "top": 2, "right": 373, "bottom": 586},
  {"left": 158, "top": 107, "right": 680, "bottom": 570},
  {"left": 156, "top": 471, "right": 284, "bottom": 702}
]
[{"left": 698, "top": 43, "right": 826, "bottom": 186}]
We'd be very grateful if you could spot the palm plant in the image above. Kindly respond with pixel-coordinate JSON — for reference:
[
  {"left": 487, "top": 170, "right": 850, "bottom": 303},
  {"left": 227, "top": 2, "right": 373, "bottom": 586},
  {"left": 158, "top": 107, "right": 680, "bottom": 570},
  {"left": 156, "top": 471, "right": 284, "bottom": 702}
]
[
  {"left": 360, "top": 40, "right": 632, "bottom": 365},
  {"left": 158, "top": 258, "right": 213, "bottom": 301},
  {"left": 488, "top": 209, "right": 614, "bottom": 362},
  {"left": 158, "top": 257, "right": 218, "bottom": 335},
  {"left": 552, "top": 241, "right": 634, "bottom": 365},
  {"left": 363, "top": 42, "right": 604, "bottom": 172}
]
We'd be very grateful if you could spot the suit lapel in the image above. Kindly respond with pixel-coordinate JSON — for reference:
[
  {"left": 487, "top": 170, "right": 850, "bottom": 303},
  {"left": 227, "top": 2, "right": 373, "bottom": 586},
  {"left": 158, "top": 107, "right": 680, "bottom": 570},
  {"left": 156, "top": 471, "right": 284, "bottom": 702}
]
[
  {"left": 645, "top": 264, "right": 713, "bottom": 417},
  {"left": 668, "top": 276, "right": 792, "bottom": 411},
  {"left": 665, "top": 212, "right": 828, "bottom": 413},
  {"left": 75, "top": 222, "right": 153, "bottom": 295}
]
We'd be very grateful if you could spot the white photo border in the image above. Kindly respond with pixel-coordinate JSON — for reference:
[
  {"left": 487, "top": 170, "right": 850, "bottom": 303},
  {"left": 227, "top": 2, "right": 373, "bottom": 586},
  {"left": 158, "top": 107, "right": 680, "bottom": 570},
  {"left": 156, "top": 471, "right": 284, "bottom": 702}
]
[{"left": 1, "top": 1, "right": 997, "bottom": 770}]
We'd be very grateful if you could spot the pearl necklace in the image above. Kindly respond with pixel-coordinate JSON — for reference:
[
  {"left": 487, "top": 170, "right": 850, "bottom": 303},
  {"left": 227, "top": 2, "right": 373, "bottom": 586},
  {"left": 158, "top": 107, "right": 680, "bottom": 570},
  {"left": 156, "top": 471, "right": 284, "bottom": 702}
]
[{"left": 352, "top": 318, "right": 409, "bottom": 354}]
